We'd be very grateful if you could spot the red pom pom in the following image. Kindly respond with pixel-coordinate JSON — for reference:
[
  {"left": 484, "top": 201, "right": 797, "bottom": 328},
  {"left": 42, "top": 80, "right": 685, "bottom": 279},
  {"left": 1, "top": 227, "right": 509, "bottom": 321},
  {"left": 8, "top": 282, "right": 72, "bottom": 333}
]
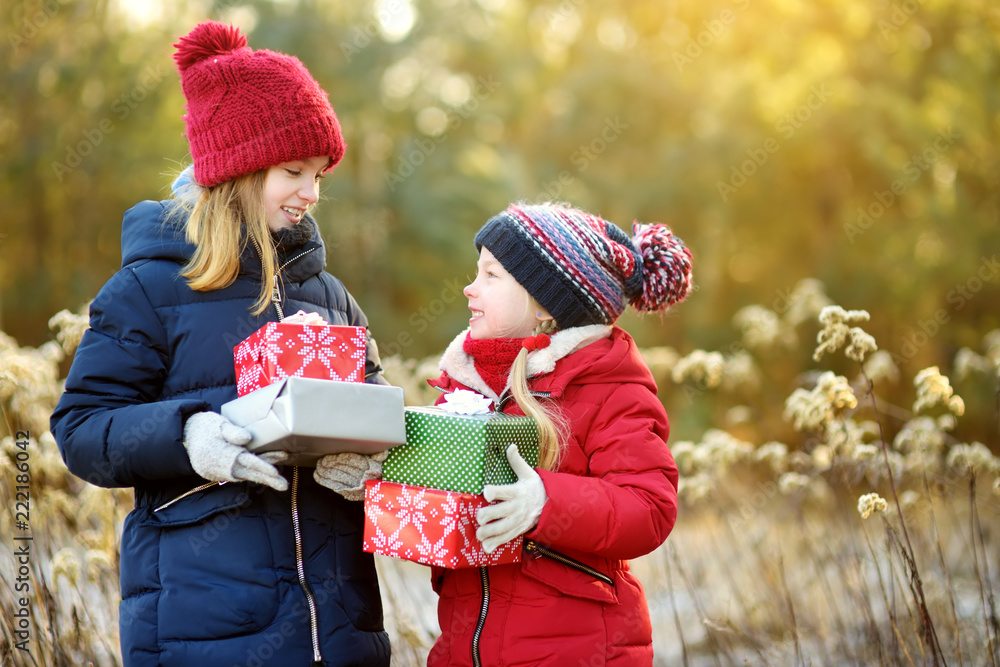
[
  {"left": 173, "top": 21, "right": 248, "bottom": 72},
  {"left": 630, "top": 223, "right": 693, "bottom": 312},
  {"left": 522, "top": 333, "right": 551, "bottom": 352}
]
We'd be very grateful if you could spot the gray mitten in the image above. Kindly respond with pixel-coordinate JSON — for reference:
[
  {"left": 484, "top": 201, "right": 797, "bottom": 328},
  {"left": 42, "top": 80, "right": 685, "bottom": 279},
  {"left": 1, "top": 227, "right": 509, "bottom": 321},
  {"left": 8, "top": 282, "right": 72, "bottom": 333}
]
[
  {"left": 314, "top": 450, "right": 388, "bottom": 501},
  {"left": 183, "top": 412, "right": 288, "bottom": 492}
]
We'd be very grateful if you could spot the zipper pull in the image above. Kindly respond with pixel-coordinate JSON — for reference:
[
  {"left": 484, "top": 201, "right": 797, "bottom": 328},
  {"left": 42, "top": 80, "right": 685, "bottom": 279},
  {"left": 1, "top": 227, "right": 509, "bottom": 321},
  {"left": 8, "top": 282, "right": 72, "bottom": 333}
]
[
  {"left": 271, "top": 274, "right": 285, "bottom": 321},
  {"left": 524, "top": 540, "right": 541, "bottom": 558},
  {"left": 271, "top": 274, "right": 281, "bottom": 305}
]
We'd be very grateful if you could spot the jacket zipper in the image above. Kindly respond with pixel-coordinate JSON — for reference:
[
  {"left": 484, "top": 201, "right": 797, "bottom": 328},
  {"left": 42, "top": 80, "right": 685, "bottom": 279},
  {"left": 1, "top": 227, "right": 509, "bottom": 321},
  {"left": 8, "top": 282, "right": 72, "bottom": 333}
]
[
  {"left": 153, "top": 480, "right": 224, "bottom": 513},
  {"left": 228, "top": 239, "right": 326, "bottom": 659},
  {"left": 524, "top": 540, "right": 614, "bottom": 586},
  {"left": 292, "top": 466, "right": 323, "bottom": 662},
  {"left": 266, "top": 246, "right": 318, "bottom": 322},
  {"left": 275, "top": 247, "right": 322, "bottom": 661},
  {"left": 495, "top": 388, "right": 550, "bottom": 413},
  {"left": 254, "top": 241, "right": 324, "bottom": 660},
  {"left": 472, "top": 566, "right": 489, "bottom": 667}
]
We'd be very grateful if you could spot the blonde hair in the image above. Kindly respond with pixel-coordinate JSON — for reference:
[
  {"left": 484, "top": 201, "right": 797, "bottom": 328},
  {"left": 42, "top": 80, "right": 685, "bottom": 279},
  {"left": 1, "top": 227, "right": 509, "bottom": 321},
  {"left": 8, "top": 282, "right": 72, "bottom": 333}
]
[
  {"left": 176, "top": 169, "right": 277, "bottom": 316},
  {"left": 509, "top": 317, "right": 564, "bottom": 470}
]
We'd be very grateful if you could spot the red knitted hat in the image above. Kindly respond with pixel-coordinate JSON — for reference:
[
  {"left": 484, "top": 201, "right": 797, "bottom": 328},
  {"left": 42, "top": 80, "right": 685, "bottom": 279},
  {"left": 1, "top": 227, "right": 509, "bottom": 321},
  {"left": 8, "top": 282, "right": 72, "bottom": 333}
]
[{"left": 173, "top": 21, "right": 346, "bottom": 187}]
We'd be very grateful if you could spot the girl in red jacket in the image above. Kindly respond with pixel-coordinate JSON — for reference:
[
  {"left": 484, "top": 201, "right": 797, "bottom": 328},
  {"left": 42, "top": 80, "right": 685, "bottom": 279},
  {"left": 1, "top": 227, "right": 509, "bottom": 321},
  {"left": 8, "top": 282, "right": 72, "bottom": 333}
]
[{"left": 426, "top": 203, "right": 693, "bottom": 666}]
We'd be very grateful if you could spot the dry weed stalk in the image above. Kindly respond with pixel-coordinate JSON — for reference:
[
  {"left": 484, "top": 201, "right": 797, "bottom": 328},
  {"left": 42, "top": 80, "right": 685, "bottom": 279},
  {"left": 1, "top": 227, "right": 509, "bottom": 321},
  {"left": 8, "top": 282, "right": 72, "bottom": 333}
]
[
  {"left": 3, "top": 297, "right": 999, "bottom": 665},
  {"left": 775, "top": 552, "right": 803, "bottom": 666},
  {"left": 967, "top": 473, "right": 1000, "bottom": 667},
  {"left": 922, "top": 467, "right": 966, "bottom": 666},
  {"left": 668, "top": 542, "right": 729, "bottom": 667},
  {"left": 813, "top": 304, "right": 947, "bottom": 666},
  {"left": 663, "top": 549, "right": 691, "bottom": 667}
]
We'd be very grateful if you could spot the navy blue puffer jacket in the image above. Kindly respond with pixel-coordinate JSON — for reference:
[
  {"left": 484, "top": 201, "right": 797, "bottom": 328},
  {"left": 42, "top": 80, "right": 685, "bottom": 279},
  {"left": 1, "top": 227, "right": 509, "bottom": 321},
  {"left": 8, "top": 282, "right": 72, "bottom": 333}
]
[{"left": 50, "top": 200, "right": 390, "bottom": 666}]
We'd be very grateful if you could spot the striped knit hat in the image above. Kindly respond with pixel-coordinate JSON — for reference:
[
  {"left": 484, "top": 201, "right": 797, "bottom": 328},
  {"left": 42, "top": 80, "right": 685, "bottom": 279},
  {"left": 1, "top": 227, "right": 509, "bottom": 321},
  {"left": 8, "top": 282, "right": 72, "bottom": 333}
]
[
  {"left": 474, "top": 203, "right": 694, "bottom": 329},
  {"left": 173, "top": 21, "right": 345, "bottom": 187}
]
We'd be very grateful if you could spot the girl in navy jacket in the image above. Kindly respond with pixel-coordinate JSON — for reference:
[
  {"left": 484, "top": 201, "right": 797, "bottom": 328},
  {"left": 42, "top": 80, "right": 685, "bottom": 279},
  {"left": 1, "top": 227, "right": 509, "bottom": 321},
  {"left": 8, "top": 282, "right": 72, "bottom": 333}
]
[{"left": 50, "top": 21, "right": 389, "bottom": 666}]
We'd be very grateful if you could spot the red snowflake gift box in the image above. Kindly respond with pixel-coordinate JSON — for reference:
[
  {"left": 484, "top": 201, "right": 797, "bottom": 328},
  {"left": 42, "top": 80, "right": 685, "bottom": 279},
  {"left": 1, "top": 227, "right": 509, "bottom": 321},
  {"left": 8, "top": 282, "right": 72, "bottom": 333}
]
[
  {"left": 234, "top": 322, "right": 366, "bottom": 396},
  {"left": 362, "top": 480, "right": 523, "bottom": 569}
]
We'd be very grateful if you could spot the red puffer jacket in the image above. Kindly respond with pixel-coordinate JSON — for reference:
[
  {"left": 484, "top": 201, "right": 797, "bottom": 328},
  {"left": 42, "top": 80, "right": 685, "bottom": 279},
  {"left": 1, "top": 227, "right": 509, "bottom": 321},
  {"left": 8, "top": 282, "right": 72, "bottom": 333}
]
[{"left": 425, "top": 324, "right": 678, "bottom": 667}]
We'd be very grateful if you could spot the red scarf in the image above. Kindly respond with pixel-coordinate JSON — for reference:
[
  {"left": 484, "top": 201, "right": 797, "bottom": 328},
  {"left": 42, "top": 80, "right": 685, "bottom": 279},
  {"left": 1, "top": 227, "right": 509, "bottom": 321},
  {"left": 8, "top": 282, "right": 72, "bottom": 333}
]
[{"left": 462, "top": 333, "right": 525, "bottom": 397}]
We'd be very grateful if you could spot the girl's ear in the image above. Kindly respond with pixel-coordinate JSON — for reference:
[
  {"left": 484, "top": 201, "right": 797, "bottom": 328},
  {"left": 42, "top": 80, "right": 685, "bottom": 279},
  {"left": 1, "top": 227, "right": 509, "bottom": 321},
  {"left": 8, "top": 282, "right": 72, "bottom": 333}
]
[{"left": 535, "top": 307, "right": 553, "bottom": 322}]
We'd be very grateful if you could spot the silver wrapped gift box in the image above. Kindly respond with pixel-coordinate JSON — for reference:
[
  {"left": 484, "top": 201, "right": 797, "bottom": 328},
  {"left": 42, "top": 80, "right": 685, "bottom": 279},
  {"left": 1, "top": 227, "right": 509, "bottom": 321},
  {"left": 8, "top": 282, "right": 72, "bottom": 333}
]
[{"left": 221, "top": 377, "right": 406, "bottom": 466}]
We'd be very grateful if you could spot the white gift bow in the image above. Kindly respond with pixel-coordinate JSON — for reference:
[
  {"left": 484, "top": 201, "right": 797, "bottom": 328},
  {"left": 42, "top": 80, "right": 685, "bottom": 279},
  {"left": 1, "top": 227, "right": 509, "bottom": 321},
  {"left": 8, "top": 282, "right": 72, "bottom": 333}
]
[
  {"left": 282, "top": 310, "right": 327, "bottom": 325},
  {"left": 440, "top": 389, "right": 493, "bottom": 415}
]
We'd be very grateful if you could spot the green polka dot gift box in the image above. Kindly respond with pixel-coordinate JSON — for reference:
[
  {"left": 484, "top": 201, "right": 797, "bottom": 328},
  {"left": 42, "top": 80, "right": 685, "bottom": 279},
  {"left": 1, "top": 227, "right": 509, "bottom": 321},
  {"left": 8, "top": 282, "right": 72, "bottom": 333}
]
[{"left": 381, "top": 406, "right": 539, "bottom": 494}]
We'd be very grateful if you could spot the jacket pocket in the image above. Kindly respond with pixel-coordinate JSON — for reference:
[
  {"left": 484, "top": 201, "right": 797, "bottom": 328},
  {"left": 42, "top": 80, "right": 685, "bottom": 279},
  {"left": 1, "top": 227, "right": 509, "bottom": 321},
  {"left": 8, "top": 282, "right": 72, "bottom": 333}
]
[
  {"left": 525, "top": 540, "right": 614, "bottom": 585},
  {"left": 140, "top": 483, "right": 280, "bottom": 641},
  {"left": 519, "top": 544, "right": 619, "bottom": 605},
  {"left": 327, "top": 498, "right": 385, "bottom": 633}
]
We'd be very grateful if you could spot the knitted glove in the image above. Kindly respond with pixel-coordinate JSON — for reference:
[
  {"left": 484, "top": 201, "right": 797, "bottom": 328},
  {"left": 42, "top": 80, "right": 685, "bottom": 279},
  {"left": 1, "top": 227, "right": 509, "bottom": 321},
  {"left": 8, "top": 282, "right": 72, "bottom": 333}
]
[
  {"left": 476, "top": 444, "right": 547, "bottom": 553},
  {"left": 257, "top": 451, "right": 291, "bottom": 466},
  {"left": 183, "top": 412, "right": 288, "bottom": 492},
  {"left": 314, "top": 450, "right": 388, "bottom": 501}
]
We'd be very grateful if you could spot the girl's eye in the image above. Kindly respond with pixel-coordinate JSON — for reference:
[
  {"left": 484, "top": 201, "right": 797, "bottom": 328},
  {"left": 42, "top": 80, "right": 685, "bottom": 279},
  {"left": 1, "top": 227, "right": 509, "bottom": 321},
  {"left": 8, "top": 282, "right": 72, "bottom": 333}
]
[
  {"left": 285, "top": 169, "right": 302, "bottom": 177},
  {"left": 315, "top": 173, "right": 326, "bottom": 182}
]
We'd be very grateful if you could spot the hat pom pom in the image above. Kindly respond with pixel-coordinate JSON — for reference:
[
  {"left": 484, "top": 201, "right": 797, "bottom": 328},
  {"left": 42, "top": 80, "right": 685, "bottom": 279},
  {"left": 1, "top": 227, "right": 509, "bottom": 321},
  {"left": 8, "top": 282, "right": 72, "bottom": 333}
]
[
  {"left": 630, "top": 222, "right": 693, "bottom": 312},
  {"left": 173, "top": 21, "right": 248, "bottom": 72}
]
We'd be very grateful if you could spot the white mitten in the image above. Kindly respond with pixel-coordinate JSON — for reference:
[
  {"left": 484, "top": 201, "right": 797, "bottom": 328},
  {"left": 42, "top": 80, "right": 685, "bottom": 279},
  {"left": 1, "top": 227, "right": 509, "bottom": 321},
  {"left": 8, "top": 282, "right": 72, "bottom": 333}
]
[
  {"left": 476, "top": 444, "right": 547, "bottom": 553},
  {"left": 183, "top": 412, "right": 288, "bottom": 492},
  {"left": 314, "top": 450, "right": 388, "bottom": 501}
]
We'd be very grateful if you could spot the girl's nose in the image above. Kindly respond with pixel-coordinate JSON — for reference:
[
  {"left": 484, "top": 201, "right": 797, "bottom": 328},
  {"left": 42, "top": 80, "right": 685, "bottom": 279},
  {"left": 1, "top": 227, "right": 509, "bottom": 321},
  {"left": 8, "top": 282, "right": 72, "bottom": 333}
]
[
  {"left": 463, "top": 282, "right": 476, "bottom": 298},
  {"left": 300, "top": 180, "right": 320, "bottom": 204}
]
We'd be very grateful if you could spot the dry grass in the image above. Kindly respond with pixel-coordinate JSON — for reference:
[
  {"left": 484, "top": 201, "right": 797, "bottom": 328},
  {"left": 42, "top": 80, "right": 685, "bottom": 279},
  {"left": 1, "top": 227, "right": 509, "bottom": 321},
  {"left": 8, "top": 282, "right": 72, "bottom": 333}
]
[{"left": 2, "top": 292, "right": 998, "bottom": 666}]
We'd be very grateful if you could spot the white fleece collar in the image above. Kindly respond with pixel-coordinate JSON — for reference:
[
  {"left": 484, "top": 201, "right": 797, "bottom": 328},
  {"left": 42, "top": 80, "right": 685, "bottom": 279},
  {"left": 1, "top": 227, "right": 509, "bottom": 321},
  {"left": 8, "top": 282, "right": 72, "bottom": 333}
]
[{"left": 438, "top": 324, "right": 613, "bottom": 401}]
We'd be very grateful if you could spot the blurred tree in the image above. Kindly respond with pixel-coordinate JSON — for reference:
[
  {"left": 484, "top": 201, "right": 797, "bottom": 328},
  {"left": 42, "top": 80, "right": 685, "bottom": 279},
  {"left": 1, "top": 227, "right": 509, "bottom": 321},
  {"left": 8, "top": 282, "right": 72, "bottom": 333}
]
[{"left": 2, "top": 0, "right": 997, "bottom": 443}]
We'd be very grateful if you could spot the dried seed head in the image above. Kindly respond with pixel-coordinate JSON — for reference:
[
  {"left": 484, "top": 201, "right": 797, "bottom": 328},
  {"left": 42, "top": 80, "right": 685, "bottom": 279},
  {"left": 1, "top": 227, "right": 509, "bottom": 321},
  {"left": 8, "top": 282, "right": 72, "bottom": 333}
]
[
  {"left": 753, "top": 441, "right": 789, "bottom": 474},
  {"left": 672, "top": 349, "right": 725, "bottom": 389},
  {"left": 783, "top": 278, "right": 833, "bottom": 328},
  {"left": 85, "top": 550, "right": 115, "bottom": 582},
  {"left": 845, "top": 328, "right": 878, "bottom": 363},
  {"left": 52, "top": 548, "right": 81, "bottom": 586},
  {"left": 913, "top": 366, "right": 964, "bottom": 416},
  {"left": 863, "top": 350, "right": 900, "bottom": 385},
  {"left": 814, "top": 306, "right": 873, "bottom": 362},
  {"left": 899, "top": 490, "right": 922, "bottom": 511},
  {"left": 784, "top": 371, "right": 857, "bottom": 433},
  {"left": 48, "top": 307, "right": 89, "bottom": 356},
  {"left": 678, "top": 473, "right": 714, "bottom": 506},
  {"left": 778, "top": 472, "right": 811, "bottom": 496},
  {"left": 733, "top": 305, "right": 796, "bottom": 350},
  {"left": 946, "top": 442, "right": 998, "bottom": 477},
  {"left": 893, "top": 416, "right": 947, "bottom": 455},
  {"left": 857, "top": 492, "right": 888, "bottom": 519},
  {"left": 954, "top": 347, "right": 993, "bottom": 381},
  {"left": 672, "top": 441, "right": 697, "bottom": 475},
  {"left": 811, "top": 445, "right": 832, "bottom": 471}
]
